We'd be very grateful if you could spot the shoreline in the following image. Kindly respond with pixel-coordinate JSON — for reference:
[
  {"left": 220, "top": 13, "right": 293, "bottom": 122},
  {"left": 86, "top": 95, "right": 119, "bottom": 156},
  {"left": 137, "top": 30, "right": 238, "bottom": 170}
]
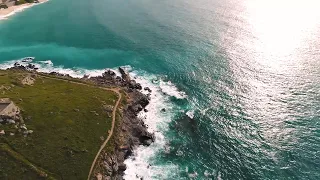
[
  {"left": 6, "top": 60, "right": 154, "bottom": 179},
  {"left": 0, "top": 0, "right": 48, "bottom": 20}
]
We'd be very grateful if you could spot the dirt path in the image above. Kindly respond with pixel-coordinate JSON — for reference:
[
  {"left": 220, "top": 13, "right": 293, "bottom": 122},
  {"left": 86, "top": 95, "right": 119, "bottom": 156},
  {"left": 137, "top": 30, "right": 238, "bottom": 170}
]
[
  {"left": 87, "top": 89, "right": 122, "bottom": 180},
  {"left": 35, "top": 74, "right": 122, "bottom": 180}
]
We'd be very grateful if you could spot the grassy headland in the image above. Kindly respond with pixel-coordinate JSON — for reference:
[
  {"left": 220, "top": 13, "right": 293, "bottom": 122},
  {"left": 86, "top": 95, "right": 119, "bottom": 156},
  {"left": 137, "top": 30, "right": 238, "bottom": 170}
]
[{"left": 0, "top": 69, "right": 119, "bottom": 179}]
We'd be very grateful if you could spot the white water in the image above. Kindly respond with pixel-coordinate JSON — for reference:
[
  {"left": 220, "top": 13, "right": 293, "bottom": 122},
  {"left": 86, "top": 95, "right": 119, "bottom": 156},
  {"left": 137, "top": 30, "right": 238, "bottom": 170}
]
[
  {"left": 0, "top": 58, "right": 187, "bottom": 180},
  {"left": 123, "top": 70, "right": 186, "bottom": 180}
]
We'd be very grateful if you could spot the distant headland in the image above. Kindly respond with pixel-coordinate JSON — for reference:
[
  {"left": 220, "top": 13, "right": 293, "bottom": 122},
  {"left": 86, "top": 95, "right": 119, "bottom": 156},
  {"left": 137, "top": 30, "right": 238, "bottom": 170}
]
[{"left": 0, "top": 0, "right": 47, "bottom": 20}]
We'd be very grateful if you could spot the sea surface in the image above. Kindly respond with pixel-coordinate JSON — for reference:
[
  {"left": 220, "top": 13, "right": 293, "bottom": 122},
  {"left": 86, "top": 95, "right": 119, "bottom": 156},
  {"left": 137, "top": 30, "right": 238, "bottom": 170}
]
[{"left": 1, "top": 0, "right": 320, "bottom": 179}]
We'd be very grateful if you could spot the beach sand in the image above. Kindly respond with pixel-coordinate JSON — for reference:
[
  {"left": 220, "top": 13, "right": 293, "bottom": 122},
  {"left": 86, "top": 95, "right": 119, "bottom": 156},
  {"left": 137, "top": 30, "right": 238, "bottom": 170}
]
[{"left": 0, "top": 0, "right": 48, "bottom": 20}]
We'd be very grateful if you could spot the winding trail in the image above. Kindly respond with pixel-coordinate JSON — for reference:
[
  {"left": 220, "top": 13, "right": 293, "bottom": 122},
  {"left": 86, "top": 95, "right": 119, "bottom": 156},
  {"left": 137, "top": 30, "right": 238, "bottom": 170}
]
[
  {"left": 87, "top": 89, "right": 122, "bottom": 180},
  {"left": 36, "top": 74, "right": 122, "bottom": 180}
]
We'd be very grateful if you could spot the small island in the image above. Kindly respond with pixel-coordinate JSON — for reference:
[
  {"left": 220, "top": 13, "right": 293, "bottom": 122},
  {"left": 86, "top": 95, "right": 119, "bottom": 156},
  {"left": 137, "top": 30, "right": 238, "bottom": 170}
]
[{"left": 0, "top": 62, "right": 154, "bottom": 179}]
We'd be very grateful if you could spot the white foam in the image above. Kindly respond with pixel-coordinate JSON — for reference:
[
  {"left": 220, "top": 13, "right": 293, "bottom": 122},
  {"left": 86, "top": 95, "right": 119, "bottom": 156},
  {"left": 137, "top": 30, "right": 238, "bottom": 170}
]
[
  {"left": 39, "top": 60, "right": 53, "bottom": 66},
  {"left": 186, "top": 110, "right": 195, "bottom": 119},
  {"left": 123, "top": 70, "right": 185, "bottom": 180},
  {"left": 159, "top": 80, "right": 187, "bottom": 99}
]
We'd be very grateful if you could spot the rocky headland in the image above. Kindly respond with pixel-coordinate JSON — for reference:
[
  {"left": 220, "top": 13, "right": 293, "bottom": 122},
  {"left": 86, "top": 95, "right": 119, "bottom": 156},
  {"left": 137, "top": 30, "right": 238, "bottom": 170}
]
[{"left": 7, "top": 62, "right": 154, "bottom": 180}]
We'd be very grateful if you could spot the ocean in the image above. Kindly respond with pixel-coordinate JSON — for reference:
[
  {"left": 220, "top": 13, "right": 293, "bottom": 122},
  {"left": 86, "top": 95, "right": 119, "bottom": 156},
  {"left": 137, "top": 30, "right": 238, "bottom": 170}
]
[{"left": 0, "top": 0, "right": 320, "bottom": 179}]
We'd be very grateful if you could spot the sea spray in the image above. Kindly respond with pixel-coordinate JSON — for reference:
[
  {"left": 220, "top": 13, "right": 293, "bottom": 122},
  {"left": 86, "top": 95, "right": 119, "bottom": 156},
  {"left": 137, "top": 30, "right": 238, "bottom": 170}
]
[{"left": 123, "top": 70, "right": 186, "bottom": 179}]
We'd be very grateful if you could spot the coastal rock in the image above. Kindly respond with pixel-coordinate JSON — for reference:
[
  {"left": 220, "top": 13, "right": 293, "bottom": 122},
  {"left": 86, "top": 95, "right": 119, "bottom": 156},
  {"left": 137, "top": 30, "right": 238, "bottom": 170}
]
[
  {"left": 83, "top": 74, "right": 89, "bottom": 79},
  {"left": 128, "top": 80, "right": 142, "bottom": 90},
  {"left": 105, "top": 70, "right": 116, "bottom": 77},
  {"left": 8, "top": 119, "right": 15, "bottom": 124},
  {"left": 139, "top": 134, "right": 154, "bottom": 146},
  {"left": 26, "top": 64, "right": 36, "bottom": 69},
  {"left": 132, "top": 104, "right": 143, "bottom": 113},
  {"left": 118, "top": 163, "right": 127, "bottom": 171},
  {"left": 143, "top": 139, "right": 153, "bottom": 146},
  {"left": 91, "top": 68, "right": 154, "bottom": 179},
  {"left": 144, "top": 87, "right": 152, "bottom": 92},
  {"left": 119, "top": 67, "right": 130, "bottom": 82}
]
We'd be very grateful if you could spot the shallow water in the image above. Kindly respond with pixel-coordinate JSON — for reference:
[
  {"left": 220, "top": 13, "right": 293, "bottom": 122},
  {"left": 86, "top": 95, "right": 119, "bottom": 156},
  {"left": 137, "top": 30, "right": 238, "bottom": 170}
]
[{"left": 1, "top": 0, "right": 320, "bottom": 179}]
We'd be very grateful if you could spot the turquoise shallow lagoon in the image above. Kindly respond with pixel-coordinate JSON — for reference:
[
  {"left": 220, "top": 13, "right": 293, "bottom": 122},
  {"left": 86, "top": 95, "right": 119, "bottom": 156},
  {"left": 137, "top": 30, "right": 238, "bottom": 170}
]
[{"left": 1, "top": 0, "right": 320, "bottom": 179}]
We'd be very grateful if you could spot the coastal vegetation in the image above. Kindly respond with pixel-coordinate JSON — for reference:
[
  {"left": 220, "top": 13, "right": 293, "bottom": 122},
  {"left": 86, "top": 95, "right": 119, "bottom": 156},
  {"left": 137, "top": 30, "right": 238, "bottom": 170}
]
[
  {"left": 0, "top": 69, "right": 119, "bottom": 179},
  {"left": 15, "top": 0, "right": 37, "bottom": 5},
  {"left": 0, "top": 4, "right": 8, "bottom": 9}
]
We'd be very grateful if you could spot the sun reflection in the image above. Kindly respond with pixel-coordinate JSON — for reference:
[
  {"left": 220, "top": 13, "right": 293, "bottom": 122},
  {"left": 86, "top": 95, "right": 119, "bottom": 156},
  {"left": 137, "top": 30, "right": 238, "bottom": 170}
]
[
  {"left": 230, "top": 0, "right": 320, "bottom": 148},
  {"left": 245, "top": 0, "right": 320, "bottom": 63}
]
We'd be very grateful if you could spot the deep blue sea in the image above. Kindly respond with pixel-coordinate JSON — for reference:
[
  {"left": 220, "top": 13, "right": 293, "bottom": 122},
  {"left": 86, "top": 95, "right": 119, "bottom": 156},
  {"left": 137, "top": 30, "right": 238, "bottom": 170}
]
[{"left": 1, "top": 0, "right": 320, "bottom": 179}]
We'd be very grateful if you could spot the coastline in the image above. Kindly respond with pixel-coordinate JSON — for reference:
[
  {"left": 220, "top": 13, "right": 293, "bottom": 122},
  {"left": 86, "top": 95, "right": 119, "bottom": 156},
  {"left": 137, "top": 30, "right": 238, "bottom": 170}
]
[
  {"left": 4, "top": 60, "right": 154, "bottom": 179},
  {"left": 0, "top": 0, "right": 48, "bottom": 20}
]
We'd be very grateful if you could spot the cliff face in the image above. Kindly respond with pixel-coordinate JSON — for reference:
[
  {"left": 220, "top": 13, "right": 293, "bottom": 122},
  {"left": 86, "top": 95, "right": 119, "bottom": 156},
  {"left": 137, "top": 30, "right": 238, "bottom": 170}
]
[{"left": 88, "top": 68, "right": 154, "bottom": 180}]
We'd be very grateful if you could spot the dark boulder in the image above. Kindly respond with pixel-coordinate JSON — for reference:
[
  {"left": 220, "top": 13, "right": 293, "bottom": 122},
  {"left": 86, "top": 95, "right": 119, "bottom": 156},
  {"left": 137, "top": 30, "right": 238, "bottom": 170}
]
[
  {"left": 27, "top": 64, "right": 35, "bottom": 69},
  {"left": 118, "top": 163, "right": 127, "bottom": 171},
  {"left": 139, "top": 135, "right": 154, "bottom": 146},
  {"left": 144, "top": 87, "right": 152, "bottom": 92},
  {"left": 119, "top": 67, "right": 130, "bottom": 82}
]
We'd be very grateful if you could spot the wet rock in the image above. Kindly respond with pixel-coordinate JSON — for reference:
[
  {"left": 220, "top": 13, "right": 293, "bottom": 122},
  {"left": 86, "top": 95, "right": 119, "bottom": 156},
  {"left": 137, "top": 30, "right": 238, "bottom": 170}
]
[
  {"left": 27, "top": 64, "right": 36, "bottom": 69},
  {"left": 118, "top": 163, "right": 127, "bottom": 171},
  {"left": 83, "top": 74, "right": 89, "bottom": 79},
  {"left": 139, "top": 134, "right": 154, "bottom": 146},
  {"left": 144, "top": 87, "right": 152, "bottom": 92},
  {"left": 119, "top": 67, "right": 130, "bottom": 82},
  {"left": 105, "top": 70, "right": 116, "bottom": 77},
  {"left": 129, "top": 80, "right": 142, "bottom": 90},
  {"left": 143, "top": 139, "right": 153, "bottom": 146},
  {"left": 132, "top": 104, "right": 143, "bottom": 113}
]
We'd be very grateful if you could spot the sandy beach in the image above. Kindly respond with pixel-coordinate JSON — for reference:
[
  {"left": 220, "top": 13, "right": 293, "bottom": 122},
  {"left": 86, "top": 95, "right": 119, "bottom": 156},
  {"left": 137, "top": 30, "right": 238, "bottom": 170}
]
[{"left": 0, "top": 0, "right": 48, "bottom": 20}]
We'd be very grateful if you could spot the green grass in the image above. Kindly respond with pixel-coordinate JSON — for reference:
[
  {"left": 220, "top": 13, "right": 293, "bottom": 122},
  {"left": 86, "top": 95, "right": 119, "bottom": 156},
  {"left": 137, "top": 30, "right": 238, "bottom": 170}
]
[
  {"left": 0, "top": 70, "right": 119, "bottom": 179},
  {"left": 0, "top": 143, "right": 56, "bottom": 179},
  {"left": 0, "top": 150, "right": 40, "bottom": 180}
]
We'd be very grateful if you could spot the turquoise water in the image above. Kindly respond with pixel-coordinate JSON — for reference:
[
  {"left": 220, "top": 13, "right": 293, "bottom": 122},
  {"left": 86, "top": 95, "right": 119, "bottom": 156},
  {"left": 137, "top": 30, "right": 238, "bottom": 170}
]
[{"left": 1, "top": 0, "right": 320, "bottom": 179}]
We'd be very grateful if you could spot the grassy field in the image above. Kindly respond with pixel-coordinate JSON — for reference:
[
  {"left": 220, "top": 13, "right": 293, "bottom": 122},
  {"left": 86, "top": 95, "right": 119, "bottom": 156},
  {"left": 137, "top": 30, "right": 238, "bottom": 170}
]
[{"left": 0, "top": 70, "right": 119, "bottom": 179}]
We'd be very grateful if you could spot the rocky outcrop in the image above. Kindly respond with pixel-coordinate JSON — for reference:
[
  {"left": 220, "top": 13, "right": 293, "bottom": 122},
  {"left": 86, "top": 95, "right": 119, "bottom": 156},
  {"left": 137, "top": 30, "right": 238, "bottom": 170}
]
[
  {"left": 89, "top": 68, "right": 153, "bottom": 180},
  {"left": 7, "top": 62, "right": 152, "bottom": 180}
]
